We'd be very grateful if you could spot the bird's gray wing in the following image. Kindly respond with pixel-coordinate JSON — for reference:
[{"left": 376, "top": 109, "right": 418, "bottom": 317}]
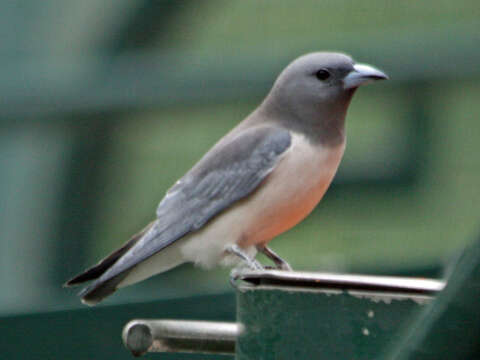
[{"left": 79, "top": 125, "right": 291, "bottom": 295}]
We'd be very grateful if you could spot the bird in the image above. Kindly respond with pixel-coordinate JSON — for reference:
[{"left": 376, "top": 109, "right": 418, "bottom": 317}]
[{"left": 65, "top": 52, "right": 388, "bottom": 305}]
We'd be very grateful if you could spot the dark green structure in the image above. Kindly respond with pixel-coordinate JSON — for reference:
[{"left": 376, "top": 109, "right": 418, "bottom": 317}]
[
  {"left": 120, "top": 271, "right": 443, "bottom": 359},
  {"left": 386, "top": 236, "right": 480, "bottom": 360},
  {"left": 235, "top": 273, "right": 438, "bottom": 360},
  {"left": 1, "top": 294, "right": 235, "bottom": 360}
]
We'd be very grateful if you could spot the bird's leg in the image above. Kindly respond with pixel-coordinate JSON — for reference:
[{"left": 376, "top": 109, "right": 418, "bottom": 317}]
[
  {"left": 225, "top": 244, "right": 264, "bottom": 270},
  {"left": 257, "top": 245, "right": 292, "bottom": 271},
  {"left": 226, "top": 245, "right": 264, "bottom": 289}
]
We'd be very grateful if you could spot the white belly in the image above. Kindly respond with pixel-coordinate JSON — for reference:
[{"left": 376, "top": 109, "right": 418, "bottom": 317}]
[{"left": 180, "top": 132, "right": 345, "bottom": 268}]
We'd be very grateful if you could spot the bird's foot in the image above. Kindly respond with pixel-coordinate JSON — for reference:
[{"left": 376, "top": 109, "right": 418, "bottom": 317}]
[
  {"left": 277, "top": 262, "right": 293, "bottom": 271},
  {"left": 224, "top": 244, "right": 264, "bottom": 270},
  {"left": 229, "top": 267, "right": 241, "bottom": 288},
  {"left": 256, "top": 245, "right": 293, "bottom": 271}
]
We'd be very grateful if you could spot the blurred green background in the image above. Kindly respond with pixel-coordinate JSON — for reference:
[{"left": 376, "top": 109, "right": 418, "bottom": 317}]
[{"left": 1, "top": 0, "right": 479, "bottom": 323}]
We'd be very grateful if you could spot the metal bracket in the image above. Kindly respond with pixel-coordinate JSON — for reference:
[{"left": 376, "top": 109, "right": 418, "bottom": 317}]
[{"left": 122, "top": 270, "right": 445, "bottom": 357}]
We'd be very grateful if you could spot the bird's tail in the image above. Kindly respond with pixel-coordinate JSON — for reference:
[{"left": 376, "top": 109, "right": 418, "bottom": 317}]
[{"left": 64, "top": 221, "right": 156, "bottom": 304}]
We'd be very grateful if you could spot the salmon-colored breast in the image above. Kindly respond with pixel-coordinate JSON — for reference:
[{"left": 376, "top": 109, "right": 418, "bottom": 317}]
[{"left": 238, "top": 132, "right": 345, "bottom": 247}]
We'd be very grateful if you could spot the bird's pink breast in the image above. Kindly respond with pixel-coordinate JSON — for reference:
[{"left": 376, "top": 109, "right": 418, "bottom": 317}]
[{"left": 237, "top": 132, "right": 345, "bottom": 247}]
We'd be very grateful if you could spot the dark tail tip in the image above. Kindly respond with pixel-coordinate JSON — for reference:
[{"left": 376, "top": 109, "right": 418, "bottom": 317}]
[
  {"left": 78, "top": 271, "right": 129, "bottom": 306},
  {"left": 64, "top": 220, "right": 156, "bottom": 289}
]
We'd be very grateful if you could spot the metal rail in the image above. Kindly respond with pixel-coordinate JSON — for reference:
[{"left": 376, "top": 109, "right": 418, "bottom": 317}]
[{"left": 122, "top": 319, "right": 239, "bottom": 357}]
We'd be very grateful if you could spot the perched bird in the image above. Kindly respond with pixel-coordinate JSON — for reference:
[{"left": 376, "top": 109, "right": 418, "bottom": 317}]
[{"left": 65, "top": 52, "right": 387, "bottom": 305}]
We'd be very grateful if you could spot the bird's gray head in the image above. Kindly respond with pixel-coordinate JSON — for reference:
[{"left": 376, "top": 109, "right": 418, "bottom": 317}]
[{"left": 259, "top": 52, "right": 388, "bottom": 145}]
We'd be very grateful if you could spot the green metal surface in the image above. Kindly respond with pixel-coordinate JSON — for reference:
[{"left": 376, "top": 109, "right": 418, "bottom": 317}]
[
  {"left": 0, "top": 293, "right": 235, "bottom": 360},
  {"left": 385, "top": 236, "right": 480, "bottom": 360},
  {"left": 236, "top": 284, "right": 433, "bottom": 360}
]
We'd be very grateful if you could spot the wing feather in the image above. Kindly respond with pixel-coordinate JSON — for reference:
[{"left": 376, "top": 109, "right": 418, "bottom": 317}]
[{"left": 79, "top": 125, "right": 291, "bottom": 298}]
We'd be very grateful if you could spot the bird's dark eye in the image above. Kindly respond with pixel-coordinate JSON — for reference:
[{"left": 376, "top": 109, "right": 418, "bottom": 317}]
[{"left": 315, "top": 69, "right": 330, "bottom": 81}]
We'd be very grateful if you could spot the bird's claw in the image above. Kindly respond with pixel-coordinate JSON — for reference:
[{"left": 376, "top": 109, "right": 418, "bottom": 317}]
[
  {"left": 225, "top": 244, "right": 264, "bottom": 270},
  {"left": 278, "top": 262, "right": 293, "bottom": 271},
  {"left": 256, "top": 245, "right": 293, "bottom": 271}
]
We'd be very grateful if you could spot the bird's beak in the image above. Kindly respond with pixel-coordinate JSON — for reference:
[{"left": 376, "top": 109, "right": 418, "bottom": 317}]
[{"left": 343, "top": 63, "right": 388, "bottom": 89}]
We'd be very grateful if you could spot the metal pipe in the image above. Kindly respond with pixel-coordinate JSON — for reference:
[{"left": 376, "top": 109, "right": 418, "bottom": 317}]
[{"left": 122, "top": 319, "right": 240, "bottom": 357}]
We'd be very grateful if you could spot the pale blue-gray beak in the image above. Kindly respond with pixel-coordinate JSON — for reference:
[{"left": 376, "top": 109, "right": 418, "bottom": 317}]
[{"left": 343, "top": 63, "right": 388, "bottom": 89}]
